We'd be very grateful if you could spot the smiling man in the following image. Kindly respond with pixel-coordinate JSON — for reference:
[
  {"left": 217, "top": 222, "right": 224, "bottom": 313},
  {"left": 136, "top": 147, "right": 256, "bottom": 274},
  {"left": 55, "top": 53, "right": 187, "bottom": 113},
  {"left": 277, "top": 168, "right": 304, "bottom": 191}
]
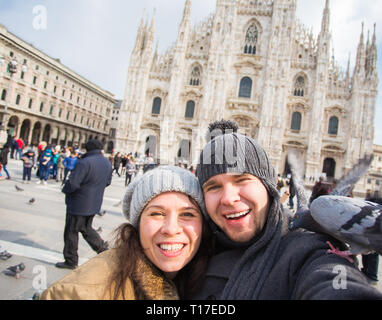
[{"left": 193, "top": 120, "right": 382, "bottom": 300}]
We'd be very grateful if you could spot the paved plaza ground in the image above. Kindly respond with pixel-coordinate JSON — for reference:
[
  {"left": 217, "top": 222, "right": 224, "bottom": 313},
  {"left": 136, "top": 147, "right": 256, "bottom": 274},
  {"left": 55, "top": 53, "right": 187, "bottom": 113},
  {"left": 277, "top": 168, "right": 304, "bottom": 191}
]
[{"left": 0, "top": 158, "right": 380, "bottom": 299}]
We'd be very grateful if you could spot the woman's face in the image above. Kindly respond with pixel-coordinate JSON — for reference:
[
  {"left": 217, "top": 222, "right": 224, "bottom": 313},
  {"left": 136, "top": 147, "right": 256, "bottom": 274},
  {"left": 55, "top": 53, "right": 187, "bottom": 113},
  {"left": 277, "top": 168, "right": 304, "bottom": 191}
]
[{"left": 139, "top": 192, "right": 203, "bottom": 279}]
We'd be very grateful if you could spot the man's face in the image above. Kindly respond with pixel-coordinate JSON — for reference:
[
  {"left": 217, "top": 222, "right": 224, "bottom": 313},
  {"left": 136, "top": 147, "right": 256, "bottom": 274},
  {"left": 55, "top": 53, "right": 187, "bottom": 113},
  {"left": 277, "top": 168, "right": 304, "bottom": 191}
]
[{"left": 202, "top": 173, "right": 270, "bottom": 243}]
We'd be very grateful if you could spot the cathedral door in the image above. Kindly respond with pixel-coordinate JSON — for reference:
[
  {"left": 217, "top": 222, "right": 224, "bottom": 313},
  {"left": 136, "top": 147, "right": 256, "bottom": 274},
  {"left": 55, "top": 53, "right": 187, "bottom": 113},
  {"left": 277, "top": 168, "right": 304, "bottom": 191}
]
[{"left": 323, "top": 158, "right": 336, "bottom": 178}]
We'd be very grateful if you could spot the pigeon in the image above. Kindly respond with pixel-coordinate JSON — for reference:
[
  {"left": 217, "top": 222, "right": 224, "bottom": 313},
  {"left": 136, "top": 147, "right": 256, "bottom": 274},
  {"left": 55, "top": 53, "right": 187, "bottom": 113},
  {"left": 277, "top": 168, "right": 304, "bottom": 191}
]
[
  {"left": 0, "top": 250, "right": 12, "bottom": 260},
  {"left": 5, "top": 263, "right": 25, "bottom": 279},
  {"left": 97, "top": 210, "right": 106, "bottom": 217},
  {"left": 32, "top": 292, "right": 40, "bottom": 300},
  {"left": 29, "top": 198, "right": 36, "bottom": 205},
  {"left": 287, "top": 151, "right": 380, "bottom": 263},
  {"left": 113, "top": 200, "right": 122, "bottom": 207},
  {"left": 15, "top": 185, "right": 24, "bottom": 192},
  {"left": 329, "top": 154, "right": 373, "bottom": 197},
  {"left": 310, "top": 196, "right": 382, "bottom": 255}
]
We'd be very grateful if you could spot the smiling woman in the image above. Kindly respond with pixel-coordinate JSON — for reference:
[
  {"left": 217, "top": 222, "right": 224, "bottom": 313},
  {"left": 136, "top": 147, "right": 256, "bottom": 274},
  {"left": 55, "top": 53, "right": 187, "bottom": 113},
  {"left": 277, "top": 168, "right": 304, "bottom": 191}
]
[{"left": 40, "top": 165, "right": 212, "bottom": 300}]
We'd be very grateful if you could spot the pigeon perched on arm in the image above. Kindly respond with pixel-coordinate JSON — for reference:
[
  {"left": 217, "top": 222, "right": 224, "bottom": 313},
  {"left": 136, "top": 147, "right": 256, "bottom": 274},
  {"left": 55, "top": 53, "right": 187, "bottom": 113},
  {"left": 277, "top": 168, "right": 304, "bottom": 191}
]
[
  {"left": 287, "top": 151, "right": 380, "bottom": 263},
  {"left": 310, "top": 196, "right": 382, "bottom": 255}
]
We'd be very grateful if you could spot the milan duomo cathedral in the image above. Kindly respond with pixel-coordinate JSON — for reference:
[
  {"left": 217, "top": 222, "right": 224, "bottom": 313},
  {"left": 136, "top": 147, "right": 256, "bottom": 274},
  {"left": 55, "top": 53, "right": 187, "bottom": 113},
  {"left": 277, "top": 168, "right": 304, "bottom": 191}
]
[{"left": 116, "top": 0, "right": 378, "bottom": 192}]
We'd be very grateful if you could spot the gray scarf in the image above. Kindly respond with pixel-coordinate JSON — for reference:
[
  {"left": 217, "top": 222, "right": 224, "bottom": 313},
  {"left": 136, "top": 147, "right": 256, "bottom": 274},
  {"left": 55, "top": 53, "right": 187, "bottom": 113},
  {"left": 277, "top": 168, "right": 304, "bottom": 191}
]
[{"left": 220, "top": 194, "right": 286, "bottom": 299}]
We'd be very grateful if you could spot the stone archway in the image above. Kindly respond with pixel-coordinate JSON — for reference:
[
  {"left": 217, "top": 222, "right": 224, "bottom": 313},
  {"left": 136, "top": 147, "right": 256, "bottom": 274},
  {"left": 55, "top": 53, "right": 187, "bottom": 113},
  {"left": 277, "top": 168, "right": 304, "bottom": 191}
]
[
  {"left": 67, "top": 130, "right": 74, "bottom": 147},
  {"left": 51, "top": 126, "right": 59, "bottom": 145},
  {"left": 31, "top": 122, "right": 42, "bottom": 146},
  {"left": 7, "top": 115, "right": 19, "bottom": 137},
  {"left": 101, "top": 137, "right": 106, "bottom": 150},
  {"left": 323, "top": 157, "right": 336, "bottom": 178},
  {"left": 59, "top": 128, "right": 67, "bottom": 147},
  {"left": 42, "top": 124, "right": 51, "bottom": 144},
  {"left": 20, "top": 119, "right": 31, "bottom": 144},
  {"left": 107, "top": 141, "right": 114, "bottom": 153}
]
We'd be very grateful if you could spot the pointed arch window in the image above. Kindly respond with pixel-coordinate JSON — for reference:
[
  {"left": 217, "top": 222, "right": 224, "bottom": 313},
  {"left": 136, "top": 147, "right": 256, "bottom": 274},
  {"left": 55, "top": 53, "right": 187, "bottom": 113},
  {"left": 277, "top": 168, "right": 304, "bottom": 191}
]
[
  {"left": 239, "top": 77, "right": 252, "bottom": 98},
  {"left": 185, "top": 100, "right": 195, "bottom": 119},
  {"left": 190, "top": 66, "right": 201, "bottom": 86},
  {"left": 1, "top": 89, "right": 6, "bottom": 101},
  {"left": 328, "top": 116, "right": 339, "bottom": 135},
  {"left": 244, "top": 24, "right": 258, "bottom": 55},
  {"left": 294, "top": 76, "right": 305, "bottom": 97},
  {"left": 15, "top": 94, "right": 21, "bottom": 105},
  {"left": 151, "top": 97, "right": 162, "bottom": 115},
  {"left": 291, "top": 112, "right": 302, "bottom": 131}
]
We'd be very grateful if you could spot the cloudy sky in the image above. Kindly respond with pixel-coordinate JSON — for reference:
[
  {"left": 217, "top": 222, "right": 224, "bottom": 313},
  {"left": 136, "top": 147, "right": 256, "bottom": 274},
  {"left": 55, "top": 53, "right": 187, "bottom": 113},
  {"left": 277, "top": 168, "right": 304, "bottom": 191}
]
[{"left": 0, "top": 0, "right": 381, "bottom": 144}]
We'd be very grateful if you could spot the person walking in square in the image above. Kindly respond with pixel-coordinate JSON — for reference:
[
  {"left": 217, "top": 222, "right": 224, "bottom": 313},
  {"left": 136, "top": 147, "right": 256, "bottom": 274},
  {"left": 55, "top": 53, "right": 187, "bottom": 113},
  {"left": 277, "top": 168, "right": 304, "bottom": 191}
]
[
  {"left": 10, "top": 137, "right": 17, "bottom": 159},
  {"left": 56, "top": 149, "right": 66, "bottom": 182},
  {"left": 125, "top": 157, "right": 136, "bottom": 187},
  {"left": 0, "top": 143, "right": 11, "bottom": 180},
  {"left": 56, "top": 139, "right": 112, "bottom": 270},
  {"left": 37, "top": 145, "right": 53, "bottom": 185},
  {"left": 62, "top": 150, "right": 78, "bottom": 185},
  {"left": 16, "top": 137, "right": 24, "bottom": 160},
  {"left": 21, "top": 149, "right": 35, "bottom": 183},
  {"left": 113, "top": 152, "right": 122, "bottom": 177}
]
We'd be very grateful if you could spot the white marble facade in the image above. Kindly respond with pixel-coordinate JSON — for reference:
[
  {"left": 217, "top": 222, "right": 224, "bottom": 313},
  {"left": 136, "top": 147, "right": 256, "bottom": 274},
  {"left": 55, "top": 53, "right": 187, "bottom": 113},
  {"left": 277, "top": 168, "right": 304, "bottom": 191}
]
[{"left": 116, "top": 0, "right": 378, "bottom": 196}]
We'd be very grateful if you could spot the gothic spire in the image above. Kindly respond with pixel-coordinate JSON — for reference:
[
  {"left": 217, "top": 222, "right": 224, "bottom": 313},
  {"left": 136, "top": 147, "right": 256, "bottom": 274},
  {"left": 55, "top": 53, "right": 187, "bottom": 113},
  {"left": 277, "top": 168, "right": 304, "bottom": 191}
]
[
  {"left": 132, "top": 12, "right": 146, "bottom": 54},
  {"left": 176, "top": 0, "right": 191, "bottom": 44},
  {"left": 372, "top": 23, "right": 377, "bottom": 47},
  {"left": 354, "top": 22, "right": 365, "bottom": 76},
  {"left": 317, "top": 0, "right": 331, "bottom": 59},
  {"left": 345, "top": 52, "right": 351, "bottom": 88},
  {"left": 182, "top": 0, "right": 191, "bottom": 23},
  {"left": 150, "top": 8, "right": 156, "bottom": 33},
  {"left": 366, "top": 23, "right": 378, "bottom": 77},
  {"left": 148, "top": 8, "right": 156, "bottom": 42},
  {"left": 321, "top": 0, "right": 330, "bottom": 34}
]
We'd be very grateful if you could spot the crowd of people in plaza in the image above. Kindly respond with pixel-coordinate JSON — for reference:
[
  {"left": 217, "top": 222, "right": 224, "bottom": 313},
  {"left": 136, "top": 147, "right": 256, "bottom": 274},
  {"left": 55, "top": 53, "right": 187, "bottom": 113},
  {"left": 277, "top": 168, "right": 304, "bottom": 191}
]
[
  {"left": 107, "top": 151, "right": 196, "bottom": 187},
  {"left": 0, "top": 119, "right": 381, "bottom": 301},
  {"left": 0, "top": 136, "right": 85, "bottom": 185}
]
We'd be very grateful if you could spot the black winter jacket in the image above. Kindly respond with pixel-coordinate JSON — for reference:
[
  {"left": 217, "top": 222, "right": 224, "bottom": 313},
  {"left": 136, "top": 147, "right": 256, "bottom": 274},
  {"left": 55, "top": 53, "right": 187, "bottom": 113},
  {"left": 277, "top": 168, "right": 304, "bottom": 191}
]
[
  {"left": 0, "top": 147, "right": 9, "bottom": 166},
  {"left": 62, "top": 150, "right": 112, "bottom": 216},
  {"left": 192, "top": 230, "right": 382, "bottom": 300}
]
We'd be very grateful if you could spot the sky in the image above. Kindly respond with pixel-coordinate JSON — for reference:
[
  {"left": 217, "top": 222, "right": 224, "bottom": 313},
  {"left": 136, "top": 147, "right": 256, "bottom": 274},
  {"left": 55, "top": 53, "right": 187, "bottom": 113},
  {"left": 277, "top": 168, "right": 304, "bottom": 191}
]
[{"left": 0, "top": 0, "right": 381, "bottom": 144}]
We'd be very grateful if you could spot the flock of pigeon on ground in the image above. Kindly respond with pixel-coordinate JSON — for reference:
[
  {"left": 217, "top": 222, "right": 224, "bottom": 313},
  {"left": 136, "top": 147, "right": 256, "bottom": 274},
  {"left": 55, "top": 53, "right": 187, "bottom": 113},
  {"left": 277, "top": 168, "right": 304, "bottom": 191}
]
[
  {"left": 1, "top": 154, "right": 381, "bottom": 281},
  {"left": 0, "top": 183, "right": 105, "bottom": 281}
]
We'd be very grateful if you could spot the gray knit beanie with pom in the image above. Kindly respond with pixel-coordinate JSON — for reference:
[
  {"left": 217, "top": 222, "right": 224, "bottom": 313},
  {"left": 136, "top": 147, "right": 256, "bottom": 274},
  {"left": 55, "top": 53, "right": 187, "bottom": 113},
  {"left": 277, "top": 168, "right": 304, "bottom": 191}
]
[
  {"left": 196, "top": 120, "right": 277, "bottom": 193},
  {"left": 122, "top": 165, "right": 206, "bottom": 228}
]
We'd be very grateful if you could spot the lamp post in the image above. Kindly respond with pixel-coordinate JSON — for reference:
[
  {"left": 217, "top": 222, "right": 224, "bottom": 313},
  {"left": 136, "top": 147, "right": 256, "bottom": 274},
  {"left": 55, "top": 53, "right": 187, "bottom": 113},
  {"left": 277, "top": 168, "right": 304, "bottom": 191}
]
[{"left": 0, "top": 56, "right": 27, "bottom": 144}]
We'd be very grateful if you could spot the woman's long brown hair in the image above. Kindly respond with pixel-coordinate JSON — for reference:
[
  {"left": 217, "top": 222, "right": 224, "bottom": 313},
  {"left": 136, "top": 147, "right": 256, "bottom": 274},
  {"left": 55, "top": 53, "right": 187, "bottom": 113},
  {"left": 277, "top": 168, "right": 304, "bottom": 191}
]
[{"left": 110, "top": 197, "right": 213, "bottom": 300}]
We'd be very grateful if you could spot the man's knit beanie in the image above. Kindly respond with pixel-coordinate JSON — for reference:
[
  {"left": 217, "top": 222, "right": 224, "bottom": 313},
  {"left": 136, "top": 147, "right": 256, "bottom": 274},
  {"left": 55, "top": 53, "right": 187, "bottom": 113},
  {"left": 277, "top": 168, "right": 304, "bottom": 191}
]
[
  {"left": 196, "top": 120, "right": 277, "bottom": 194},
  {"left": 122, "top": 165, "right": 206, "bottom": 228}
]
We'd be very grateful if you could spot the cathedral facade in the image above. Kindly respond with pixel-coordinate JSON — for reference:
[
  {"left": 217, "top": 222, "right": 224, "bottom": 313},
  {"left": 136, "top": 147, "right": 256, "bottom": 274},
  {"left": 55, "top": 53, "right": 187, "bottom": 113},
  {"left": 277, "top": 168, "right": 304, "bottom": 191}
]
[{"left": 116, "top": 0, "right": 378, "bottom": 195}]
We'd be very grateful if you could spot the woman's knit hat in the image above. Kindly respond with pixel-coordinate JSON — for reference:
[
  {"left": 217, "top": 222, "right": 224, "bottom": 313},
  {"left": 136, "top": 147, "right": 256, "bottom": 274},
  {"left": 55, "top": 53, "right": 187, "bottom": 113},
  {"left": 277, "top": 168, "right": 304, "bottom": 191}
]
[{"left": 122, "top": 165, "right": 206, "bottom": 228}]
